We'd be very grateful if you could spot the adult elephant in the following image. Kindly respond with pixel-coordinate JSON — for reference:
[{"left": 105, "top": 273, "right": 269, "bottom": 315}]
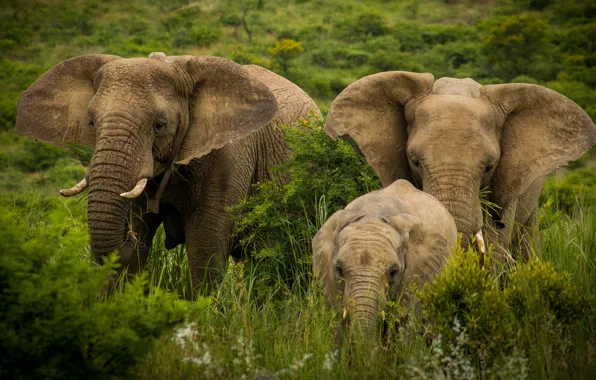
[
  {"left": 16, "top": 53, "right": 320, "bottom": 290},
  {"left": 325, "top": 72, "right": 596, "bottom": 258}
]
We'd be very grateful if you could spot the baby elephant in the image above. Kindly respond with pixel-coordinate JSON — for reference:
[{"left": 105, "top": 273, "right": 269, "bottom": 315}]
[{"left": 312, "top": 179, "right": 457, "bottom": 340}]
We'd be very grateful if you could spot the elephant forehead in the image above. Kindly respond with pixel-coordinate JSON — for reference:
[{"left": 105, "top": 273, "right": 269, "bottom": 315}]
[
  {"left": 97, "top": 58, "right": 178, "bottom": 86},
  {"left": 338, "top": 220, "right": 401, "bottom": 252},
  {"left": 432, "top": 77, "right": 481, "bottom": 98},
  {"left": 413, "top": 95, "right": 500, "bottom": 129}
]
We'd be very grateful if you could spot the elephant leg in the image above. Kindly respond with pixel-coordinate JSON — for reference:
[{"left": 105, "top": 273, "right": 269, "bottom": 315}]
[
  {"left": 511, "top": 177, "right": 544, "bottom": 260},
  {"left": 185, "top": 204, "right": 234, "bottom": 293}
]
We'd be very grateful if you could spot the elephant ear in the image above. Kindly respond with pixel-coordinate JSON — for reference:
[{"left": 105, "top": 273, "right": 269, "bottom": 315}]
[
  {"left": 483, "top": 84, "right": 596, "bottom": 213},
  {"left": 16, "top": 54, "right": 122, "bottom": 149},
  {"left": 312, "top": 210, "right": 366, "bottom": 308},
  {"left": 172, "top": 56, "right": 278, "bottom": 165},
  {"left": 383, "top": 214, "right": 449, "bottom": 294},
  {"left": 325, "top": 71, "right": 434, "bottom": 187}
]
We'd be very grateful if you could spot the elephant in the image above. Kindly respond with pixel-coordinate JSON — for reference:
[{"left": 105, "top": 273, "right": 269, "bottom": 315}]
[
  {"left": 16, "top": 52, "right": 320, "bottom": 291},
  {"left": 325, "top": 72, "right": 596, "bottom": 259},
  {"left": 312, "top": 179, "right": 457, "bottom": 341}
]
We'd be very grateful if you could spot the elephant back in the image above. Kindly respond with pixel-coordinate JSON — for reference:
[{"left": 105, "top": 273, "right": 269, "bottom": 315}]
[{"left": 243, "top": 65, "right": 321, "bottom": 127}]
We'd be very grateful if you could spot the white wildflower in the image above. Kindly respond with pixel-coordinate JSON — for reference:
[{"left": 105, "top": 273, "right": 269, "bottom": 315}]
[
  {"left": 174, "top": 322, "right": 197, "bottom": 347},
  {"left": 322, "top": 349, "right": 339, "bottom": 371}
]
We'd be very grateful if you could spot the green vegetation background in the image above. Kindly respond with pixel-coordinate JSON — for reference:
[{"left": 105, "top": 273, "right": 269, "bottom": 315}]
[{"left": 1, "top": 0, "right": 595, "bottom": 379}]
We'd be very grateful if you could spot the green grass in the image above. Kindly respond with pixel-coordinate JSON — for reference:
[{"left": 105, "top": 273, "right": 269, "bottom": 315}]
[
  {"left": 1, "top": 0, "right": 596, "bottom": 378},
  {"left": 130, "top": 198, "right": 595, "bottom": 379}
]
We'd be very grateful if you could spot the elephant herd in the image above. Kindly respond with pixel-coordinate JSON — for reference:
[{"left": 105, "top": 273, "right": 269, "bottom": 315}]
[{"left": 15, "top": 53, "right": 596, "bottom": 341}]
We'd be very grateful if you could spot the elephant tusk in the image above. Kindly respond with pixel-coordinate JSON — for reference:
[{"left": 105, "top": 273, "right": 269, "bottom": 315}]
[
  {"left": 475, "top": 230, "right": 485, "bottom": 254},
  {"left": 342, "top": 308, "right": 348, "bottom": 320},
  {"left": 120, "top": 178, "right": 148, "bottom": 199},
  {"left": 379, "top": 310, "right": 386, "bottom": 321},
  {"left": 59, "top": 178, "right": 88, "bottom": 197}
]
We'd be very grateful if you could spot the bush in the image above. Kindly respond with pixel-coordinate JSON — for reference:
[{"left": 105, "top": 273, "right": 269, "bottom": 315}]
[
  {"left": 507, "top": 259, "right": 587, "bottom": 325},
  {"left": 421, "top": 24, "right": 476, "bottom": 46},
  {"left": 419, "top": 245, "right": 590, "bottom": 374},
  {"left": 393, "top": 22, "right": 425, "bottom": 52},
  {"left": 369, "top": 50, "right": 421, "bottom": 72},
  {"left": 232, "top": 118, "right": 381, "bottom": 298},
  {"left": 268, "top": 39, "right": 305, "bottom": 74},
  {"left": 0, "top": 195, "right": 204, "bottom": 379},
  {"left": 13, "top": 140, "right": 70, "bottom": 172},
  {"left": 310, "top": 44, "right": 370, "bottom": 69},
  {"left": 333, "top": 12, "right": 388, "bottom": 41},
  {"left": 419, "top": 247, "right": 513, "bottom": 361},
  {"left": 479, "top": 13, "right": 551, "bottom": 80},
  {"left": 162, "top": 5, "right": 219, "bottom": 47},
  {"left": 540, "top": 168, "right": 596, "bottom": 212}
]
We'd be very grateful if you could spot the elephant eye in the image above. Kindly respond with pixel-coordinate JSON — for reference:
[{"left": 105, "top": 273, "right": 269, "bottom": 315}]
[
  {"left": 335, "top": 264, "right": 344, "bottom": 279},
  {"left": 485, "top": 162, "right": 495, "bottom": 174},
  {"left": 409, "top": 155, "right": 421, "bottom": 168},
  {"left": 388, "top": 265, "right": 400, "bottom": 280},
  {"left": 152, "top": 120, "right": 167, "bottom": 134},
  {"left": 88, "top": 120, "right": 94, "bottom": 128}
]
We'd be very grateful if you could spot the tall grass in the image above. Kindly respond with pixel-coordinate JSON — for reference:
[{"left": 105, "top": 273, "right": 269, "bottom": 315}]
[{"left": 135, "top": 193, "right": 595, "bottom": 379}]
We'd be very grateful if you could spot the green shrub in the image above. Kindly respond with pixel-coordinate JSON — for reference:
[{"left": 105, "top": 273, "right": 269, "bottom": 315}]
[
  {"left": 310, "top": 44, "right": 370, "bottom": 69},
  {"left": 333, "top": 12, "right": 388, "bottom": 41},
  {"left": 33, "top": 158, "right": 86, "bottom": 189},
  {"left": 479, "top": 13, "right": 551, "bottom": 80},
  {"left": 220, "top": 13, "right": 242, "bottom": 26},
  {"left": 419, "top": 244, "right": 590, "bottom": 374},
  {"left": 162, "top": 5, "right": 219, "bottom": 47},
  {"left": 369, "top": 50, "right": 421, "bottom": 72},
  {"left": 511, "top": 74, "right": 540, "bottom": 84},
  {"left": 393, "top": 23, "right": 425, "bottom": 52},
  {"left": 540, "top": 168, "right": 596, "bottom": 212},
  {"left": 0, "top": 195, "right": 204, "bottom": 379},
  {"left": 507, "top": 258, "right": 587, "bottom": 325},
  {"left": 13, "top": 140, "right": 70, "bottom": 172},
  {"left": 420, "top": 24, "right": 476, "bottom": 46},
  {"left": 172, "top": 24, "right": 219, "bottom": 48},
  {"left": 419, "top": 247, "right": 513, "bottom": 361},
  {"left": 232, "top": 118, "right": 380, "bottom": 298},
  {"left": 359, "top": 35, "right": 401, "bottom": 53},
  {"left": 0, "top": 91, "right": 18, "bottom": 132}
]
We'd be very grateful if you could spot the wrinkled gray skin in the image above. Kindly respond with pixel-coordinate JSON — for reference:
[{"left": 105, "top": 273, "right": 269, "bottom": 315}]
[
  {"left": 313, "top": 179, "right": 457, "bottom": 341},
  {"left": 16, "top": 53, "right": 320, "bottom": 290},
  {"left": 325, "top": 73, "right": 596, "bottom": 258}
]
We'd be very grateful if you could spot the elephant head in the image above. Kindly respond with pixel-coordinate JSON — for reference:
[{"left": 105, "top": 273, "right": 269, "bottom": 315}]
[
  {"left": 325, "top": 72, "right": 596, "bottom": 248},
  {"left": 312, "top": 182, "right": 456, "bottom": 341},
  {"left": 16, "top": 54, "right": 278, "bottom": 261}
]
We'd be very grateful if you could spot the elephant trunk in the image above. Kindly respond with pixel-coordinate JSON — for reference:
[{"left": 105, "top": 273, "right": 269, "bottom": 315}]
[
  {"left": 346, "top": 273, "right": 383, "bottom": 343},
  {"left": 87, "top": 122, "right": 144, "bottom": 260},
  {"left": 424, "top": 169, "right": 482, "bottom": 248}
]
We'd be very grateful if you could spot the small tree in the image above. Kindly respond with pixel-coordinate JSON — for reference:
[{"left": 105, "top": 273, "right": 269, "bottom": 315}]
[{"left": 268, "top": 39, "right": 304, "bottom": 74}]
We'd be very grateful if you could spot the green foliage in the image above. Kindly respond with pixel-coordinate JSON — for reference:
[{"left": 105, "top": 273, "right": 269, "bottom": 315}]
[
  {"left": 0, "top": 194, "right": 204, "bottom": 379},
  {"left": 232, "top": 118, "right": 380, "bottom": 298},
  {"left": 507, "top": 258, "right": 587, "bottom": 325},
  {"left": 420, "top": 245, "right": 590, "bottom": 374},
  {"left": 419, "top": 247, "right": 513, "bottom": 359},
  {"left": 1, "top": 1, "right": 596, "bottom": 378},
  {"left": 540, "top": 168, "right": 596, "bottom": 212},
  {"left": 11, "top": 139, "right": 70, "bottom": 172},
  {"left": 480, "top": 13, "right": 550, "bottom": 80},
  {"left": 268, "top": 39, "right": 305, "bottom": 74},
  {"left": 333, "top": 12, "right": 388, "bottom": 41},
  {"left": 310, "top": 43, "right": 370, "bottom": 69},
  {"left": 162, "top": 6, "right": 219, "bottom": 47}
]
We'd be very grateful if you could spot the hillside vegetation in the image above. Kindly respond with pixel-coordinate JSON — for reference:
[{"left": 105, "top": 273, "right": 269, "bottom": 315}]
[{"left": 1, "top": 0, "right": 595, "bottom": 379}]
